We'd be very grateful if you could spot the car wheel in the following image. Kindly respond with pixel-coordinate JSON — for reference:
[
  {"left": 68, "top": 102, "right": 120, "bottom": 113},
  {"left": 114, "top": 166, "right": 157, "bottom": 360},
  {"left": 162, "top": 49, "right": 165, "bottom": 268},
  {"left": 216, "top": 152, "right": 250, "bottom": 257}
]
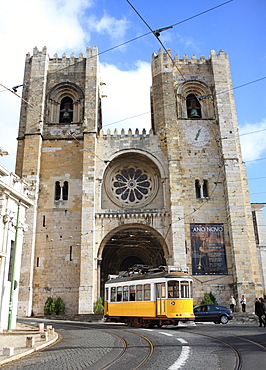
[{"left": 220, "top": 315, "right": 228, "bottom": 324}]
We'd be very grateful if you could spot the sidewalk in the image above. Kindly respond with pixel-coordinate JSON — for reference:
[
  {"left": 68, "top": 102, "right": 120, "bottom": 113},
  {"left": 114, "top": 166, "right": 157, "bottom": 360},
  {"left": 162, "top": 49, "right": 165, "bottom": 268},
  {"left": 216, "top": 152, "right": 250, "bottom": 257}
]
[{"left": 0, "top": 322, "right": 58, "bottom": 366}]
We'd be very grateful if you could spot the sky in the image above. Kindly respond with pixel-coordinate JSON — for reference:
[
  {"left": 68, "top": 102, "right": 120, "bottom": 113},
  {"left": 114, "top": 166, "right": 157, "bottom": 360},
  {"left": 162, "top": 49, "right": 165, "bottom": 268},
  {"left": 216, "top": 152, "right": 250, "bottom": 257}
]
[{"left": 0, "top": 0, "right": 265, "bottom": 218}]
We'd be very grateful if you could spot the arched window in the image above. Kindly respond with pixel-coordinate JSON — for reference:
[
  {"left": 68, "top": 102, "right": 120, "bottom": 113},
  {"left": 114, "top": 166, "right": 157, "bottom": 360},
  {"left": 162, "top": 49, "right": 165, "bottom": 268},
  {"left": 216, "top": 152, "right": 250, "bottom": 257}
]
[
  {"left": 203, "top": 180, "right": 208, "bottom": 198},
  {"left": 195, "top": 180, "right": 201, "bottom": 199},
  {"left": 55, "top": 181, "right": 61, "bottom": 200},
  {"left": 195, "top": 179, "right": 209, "bottom": 199},
  {"left": 48, "top": 82, "right": 84, "bottom": 124},
  {"left": 55, "top": 181, "right": 69, "bottom": 201},
  {"left": 60, "top": 97, "right": 73, "bottom": 123},
  {"left": 63, "top": 181, "right": 69, "bottom": 200},
  {"left": 176, "top": 80, "right": 213, "bottom": 119},
  {"left": 186, "top": 94, "right": 201, "bottom": 119}
]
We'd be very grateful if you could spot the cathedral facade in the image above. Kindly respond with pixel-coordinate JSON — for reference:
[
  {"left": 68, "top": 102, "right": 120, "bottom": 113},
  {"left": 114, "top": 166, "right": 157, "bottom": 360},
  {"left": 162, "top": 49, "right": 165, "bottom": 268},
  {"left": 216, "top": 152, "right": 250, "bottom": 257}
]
[{"left": 16, "top": 46, "right": 263, "bottom": 316}]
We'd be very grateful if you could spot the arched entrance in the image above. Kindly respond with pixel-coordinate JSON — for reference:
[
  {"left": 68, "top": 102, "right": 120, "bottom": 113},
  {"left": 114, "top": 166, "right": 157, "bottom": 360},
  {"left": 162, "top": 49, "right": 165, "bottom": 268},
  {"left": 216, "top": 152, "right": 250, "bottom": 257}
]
[{"left": 99, "top": 225, "right": 167, "bottom": 297}]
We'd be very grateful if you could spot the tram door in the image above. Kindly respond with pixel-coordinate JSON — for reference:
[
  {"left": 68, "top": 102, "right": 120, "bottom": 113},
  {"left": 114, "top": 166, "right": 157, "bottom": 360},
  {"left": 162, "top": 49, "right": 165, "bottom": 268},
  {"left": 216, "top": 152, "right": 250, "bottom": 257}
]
[{"left": 156, "top": 283, "right": 166, "bottom": 316}]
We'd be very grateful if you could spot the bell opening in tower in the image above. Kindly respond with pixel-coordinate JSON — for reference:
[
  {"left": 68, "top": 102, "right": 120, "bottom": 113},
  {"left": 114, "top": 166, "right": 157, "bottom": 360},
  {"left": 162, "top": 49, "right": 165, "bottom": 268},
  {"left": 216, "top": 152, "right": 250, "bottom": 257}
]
[{"left": 60, "top": 97, "right": 73, "bottom": 123}]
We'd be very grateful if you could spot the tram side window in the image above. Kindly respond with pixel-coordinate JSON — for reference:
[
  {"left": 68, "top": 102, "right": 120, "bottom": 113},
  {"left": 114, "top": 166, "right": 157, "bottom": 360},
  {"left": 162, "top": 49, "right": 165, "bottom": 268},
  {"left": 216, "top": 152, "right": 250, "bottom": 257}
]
[
  {"left": 105, "top": 288, "right": 109, "bottom": 301},
  {"left": 129, "top": 285, "right": 135, "bottom": 301},
  {"left": 168, "top": 281, "right": 180, "bottom": 298},
  {"left": 136, "top": 284, "right": 143, "bottom": 301},
  {"left": 144, "top": 284, "right": 151, "bottom": 301},
  {"left": 181, "top": 281, "right": 189, "bottom": 298},
  {"left": 190, "top": 281, "right": 193, "bottom": 297},
  {"left": 162, "top": 283, "right": 166, "bottom": 298},
  {"left": 123, "top": 286, "right": 129, "bottom": 301},
  {"left": 117, "top": 286, "right": 122, "bottom": 301},
  {"left": 111, "top": 287, "right": 116, "bottom": 302}
]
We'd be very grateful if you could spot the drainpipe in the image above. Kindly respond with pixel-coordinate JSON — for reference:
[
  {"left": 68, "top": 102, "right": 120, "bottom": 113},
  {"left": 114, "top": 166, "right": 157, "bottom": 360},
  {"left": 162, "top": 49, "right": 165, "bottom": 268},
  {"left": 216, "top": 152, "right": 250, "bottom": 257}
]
[{"left": 7, "top": 202, "right": 20, "bottom": 330}]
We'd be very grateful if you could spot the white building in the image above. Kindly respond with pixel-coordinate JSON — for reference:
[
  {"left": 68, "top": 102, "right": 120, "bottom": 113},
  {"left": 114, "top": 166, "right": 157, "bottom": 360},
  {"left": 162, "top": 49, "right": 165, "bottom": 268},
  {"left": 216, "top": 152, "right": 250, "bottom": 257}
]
[{"left": 0, "top": 158, "right": 33, "bottom": 331}]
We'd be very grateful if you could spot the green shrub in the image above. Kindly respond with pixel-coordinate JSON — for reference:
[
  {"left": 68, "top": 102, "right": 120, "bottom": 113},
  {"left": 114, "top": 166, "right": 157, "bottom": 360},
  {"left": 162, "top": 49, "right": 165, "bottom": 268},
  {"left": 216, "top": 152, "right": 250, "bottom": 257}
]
[
  {"left": 94, "top": 297, "right": 104, "bottom": 313},
  {"left": 55, "top": 297, "right": 65, "bottom": 314},
  {"left": 44, "top": 297, "right": 56, "bottom": 315},
  {"left": 200, "top": 292, "right": 218, "bottom": 305}
]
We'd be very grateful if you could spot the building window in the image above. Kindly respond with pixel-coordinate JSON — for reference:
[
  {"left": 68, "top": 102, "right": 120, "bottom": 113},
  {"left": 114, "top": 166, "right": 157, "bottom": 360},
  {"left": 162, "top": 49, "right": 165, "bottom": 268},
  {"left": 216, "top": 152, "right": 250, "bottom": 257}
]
[
  {"left": 48, "top": 82, "right": 84, "bottom": 124},
  {"left": 55, "top": 181, "right": 69, "bottom": 201},
  {"left": 60, "top": 97, "right": 73, "bottom": 123},
  {"left": 195, "top": 180, "right": 201, "bottom": 199},
  {"left": 252, "top": 211, "right": 259, "bottom": 244},
  {"left": 186, "top": 94, "right": 201, "bottom": 118},
  {"left": 195, "top": 179, "right": 208, "bottom": 199},
  {"left": 203, "top": 180, "right": 208, "bottom": 198},
  {"left": 63, "top": 181, "right": 69, "bottom": 200},
  {"left": 8, "top": 241, "right": 15, "bottom": 281}
]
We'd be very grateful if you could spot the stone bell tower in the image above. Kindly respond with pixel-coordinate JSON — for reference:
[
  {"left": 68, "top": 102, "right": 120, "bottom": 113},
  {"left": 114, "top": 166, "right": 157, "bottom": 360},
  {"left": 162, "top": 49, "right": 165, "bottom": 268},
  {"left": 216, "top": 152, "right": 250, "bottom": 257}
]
[
  {"left": 16, "top": 46, "right": 102, "bottom": 315},
  {"left": 151, "top": 49, "right": 262, "bottom": 307}
]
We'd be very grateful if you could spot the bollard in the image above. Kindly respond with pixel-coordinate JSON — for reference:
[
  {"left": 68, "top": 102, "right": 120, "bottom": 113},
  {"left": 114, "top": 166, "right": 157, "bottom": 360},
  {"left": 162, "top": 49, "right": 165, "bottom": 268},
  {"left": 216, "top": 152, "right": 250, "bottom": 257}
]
[
  {"left": 38, "top": 323, "right": 45, "bottom": 332},
  {"left": 47, "top": 327, "right": 55, "bottom": 336},
  {"left": 3, "top": 347, "right": 14, "bottom": 356},
  {"left": 40, "top": 331, "right": 48, "bottom": 341},
  {"left": 26, "top": 336, "right": 35, "bottom": 348}
]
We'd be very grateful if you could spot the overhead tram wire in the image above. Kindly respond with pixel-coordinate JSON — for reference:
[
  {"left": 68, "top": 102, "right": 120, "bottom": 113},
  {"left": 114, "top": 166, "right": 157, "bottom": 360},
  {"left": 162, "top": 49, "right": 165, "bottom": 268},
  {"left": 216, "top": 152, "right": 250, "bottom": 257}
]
[
  {"left": 1, "top": 0, "right": 234, "bottom": 94},
  {"left": 1, "top": 0, "right": 239, "bottom": 139},
  {"left": 1, "top": 5, "right": 261, "bottom": 227}
]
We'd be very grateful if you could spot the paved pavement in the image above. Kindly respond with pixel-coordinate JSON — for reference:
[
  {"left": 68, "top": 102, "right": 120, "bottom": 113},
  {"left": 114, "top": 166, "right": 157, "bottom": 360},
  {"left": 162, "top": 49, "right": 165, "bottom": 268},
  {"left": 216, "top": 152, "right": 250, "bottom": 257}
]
[
  {"left": 0, "top": 313, "right": 258, "bottom": 367},
  {"left": 0, "top": 322, "right": 58, "bottom": 366}
]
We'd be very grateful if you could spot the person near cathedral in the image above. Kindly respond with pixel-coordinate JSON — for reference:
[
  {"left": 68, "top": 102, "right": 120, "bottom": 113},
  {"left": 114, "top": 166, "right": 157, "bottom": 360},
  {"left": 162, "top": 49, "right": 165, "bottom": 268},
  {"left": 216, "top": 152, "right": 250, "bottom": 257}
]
[
  {"left": 229, "top": 294, "right": 236, "bottom": 312},
  {"left": 255, "top": 298, "right": 266, "bottom": 327},
  {"left": 240, "top": 295, "right": 246, "bottom": 312},
  {"left": 259, "top": 297, "right": 266, "bottom": 315}
]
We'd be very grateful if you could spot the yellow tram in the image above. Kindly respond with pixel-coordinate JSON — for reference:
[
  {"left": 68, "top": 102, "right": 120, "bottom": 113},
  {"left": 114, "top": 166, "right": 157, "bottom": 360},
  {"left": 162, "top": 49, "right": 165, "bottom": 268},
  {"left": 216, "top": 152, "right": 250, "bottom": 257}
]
[{"left": 104, "top": 266, "right": 195, "bottom": 327}]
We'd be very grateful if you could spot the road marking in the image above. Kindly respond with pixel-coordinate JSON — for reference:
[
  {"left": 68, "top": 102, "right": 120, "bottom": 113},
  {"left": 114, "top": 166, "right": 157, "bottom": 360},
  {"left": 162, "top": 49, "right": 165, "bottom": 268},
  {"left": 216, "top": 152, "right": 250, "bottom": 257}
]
[
  {"left": 168, "top": 338, "right": 190, "bottom": 370},
  {"left": 159, "top": 331, "right": 173, "bottom": 337}
]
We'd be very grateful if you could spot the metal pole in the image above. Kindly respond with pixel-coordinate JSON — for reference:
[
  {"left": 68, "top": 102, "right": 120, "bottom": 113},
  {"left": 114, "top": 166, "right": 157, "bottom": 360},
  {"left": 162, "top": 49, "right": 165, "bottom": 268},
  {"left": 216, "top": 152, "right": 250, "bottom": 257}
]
[{"left": 7, "top": 202, "right": 20, "bottom": 330}]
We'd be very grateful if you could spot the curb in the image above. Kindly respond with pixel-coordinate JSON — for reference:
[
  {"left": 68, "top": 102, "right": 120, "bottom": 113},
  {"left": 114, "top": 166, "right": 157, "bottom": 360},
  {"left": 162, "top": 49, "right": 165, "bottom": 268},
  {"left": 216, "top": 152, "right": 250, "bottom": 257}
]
[{"left": 0, "top": 332, "right": 59, "bottom": 366}]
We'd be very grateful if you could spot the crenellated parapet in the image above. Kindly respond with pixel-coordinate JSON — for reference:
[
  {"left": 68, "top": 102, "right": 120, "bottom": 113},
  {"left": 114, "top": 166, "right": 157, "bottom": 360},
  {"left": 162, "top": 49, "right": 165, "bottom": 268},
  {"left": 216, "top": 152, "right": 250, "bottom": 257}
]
[
  {"left": 99, "top": 127, "right": 153, "bottom": 138},
  {"left": 152, "top": 48, "right": 227, "bottom": 70}
]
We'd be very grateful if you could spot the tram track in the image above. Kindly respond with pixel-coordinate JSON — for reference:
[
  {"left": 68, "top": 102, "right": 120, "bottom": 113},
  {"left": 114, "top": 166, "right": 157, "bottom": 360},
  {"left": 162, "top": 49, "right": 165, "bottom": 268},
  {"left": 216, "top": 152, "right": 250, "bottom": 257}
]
[
  {"left": 99, "top": 329, "right": 154, "bottom": 370},
  {"left": 180, "top": 328, "right": 266, "bottom": 370},
  {"left": 25, "top": 320, "right": 154, "bottom": 370},
  {"left": 181, "top": 330, "right": 242, "bottom": 370},
  {"left": 15, "top": 319, "right": 266, "bottom": 369}
]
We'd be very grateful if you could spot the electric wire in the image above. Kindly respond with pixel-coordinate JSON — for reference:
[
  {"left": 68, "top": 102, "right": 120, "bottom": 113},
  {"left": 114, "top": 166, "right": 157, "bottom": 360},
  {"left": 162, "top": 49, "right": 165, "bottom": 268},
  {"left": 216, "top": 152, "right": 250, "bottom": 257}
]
[
  {"left": 1, "top": 1, "right": 264, "bottom": 281},
  {"left": 0, "top": 1, "right": 234, "bottom": 94}
]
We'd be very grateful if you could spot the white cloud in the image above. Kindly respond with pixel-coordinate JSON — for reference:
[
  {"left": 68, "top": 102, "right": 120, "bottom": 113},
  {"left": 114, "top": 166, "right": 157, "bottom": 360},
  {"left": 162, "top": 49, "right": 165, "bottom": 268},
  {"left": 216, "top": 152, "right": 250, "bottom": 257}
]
[
  {"left": 87, "top": 12, "right": 130, "bottom": 44},
  {"left": 100, "top": 61, "right": 152, "bottom": 133},
  {"left": 239, "top": 119, "right": 266, "bottom": 162},
  {"left": 0, "top": 0, "right": 93, "bottom": 171}
]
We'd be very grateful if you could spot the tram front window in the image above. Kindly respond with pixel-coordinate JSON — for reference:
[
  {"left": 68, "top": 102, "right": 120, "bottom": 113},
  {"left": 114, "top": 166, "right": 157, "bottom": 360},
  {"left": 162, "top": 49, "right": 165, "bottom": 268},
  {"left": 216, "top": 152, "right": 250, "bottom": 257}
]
[
  {"left": 168, "top": 281, "right": 180, "bottom": 298},
  {"left": 181, "top": 281, "right": 189, "bottom": 298}
]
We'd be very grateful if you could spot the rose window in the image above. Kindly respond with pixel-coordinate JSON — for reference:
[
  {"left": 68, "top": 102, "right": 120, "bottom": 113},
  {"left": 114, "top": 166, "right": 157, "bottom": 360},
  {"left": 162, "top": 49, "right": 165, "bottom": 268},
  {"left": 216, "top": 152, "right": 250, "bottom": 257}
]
[
  {"left": 113, "top": 168, "right": 152, "bottom": 203},
  {"left": 105, "top": 161, "right": 159, "bottom": 208}
]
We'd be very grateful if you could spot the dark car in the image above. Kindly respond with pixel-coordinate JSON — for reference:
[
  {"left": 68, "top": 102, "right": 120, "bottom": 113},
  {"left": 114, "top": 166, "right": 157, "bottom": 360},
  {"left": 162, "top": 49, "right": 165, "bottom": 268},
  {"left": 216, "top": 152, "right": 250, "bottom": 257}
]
[{"left": 193, "top": 304, "right": 233, "bottom": 324}]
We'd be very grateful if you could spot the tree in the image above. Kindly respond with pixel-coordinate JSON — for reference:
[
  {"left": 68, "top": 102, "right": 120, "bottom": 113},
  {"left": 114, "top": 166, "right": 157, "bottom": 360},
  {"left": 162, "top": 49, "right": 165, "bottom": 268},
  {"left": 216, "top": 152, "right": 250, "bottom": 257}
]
[{"left": 200, "top": 292, "right": 218, "bottom": 305}]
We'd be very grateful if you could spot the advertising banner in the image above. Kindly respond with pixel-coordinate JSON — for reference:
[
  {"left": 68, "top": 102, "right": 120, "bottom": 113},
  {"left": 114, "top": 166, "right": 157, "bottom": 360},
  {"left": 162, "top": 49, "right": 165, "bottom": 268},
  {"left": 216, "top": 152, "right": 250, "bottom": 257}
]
[{"left": 190, "top": 223, "right": 228, "bottom": 275}]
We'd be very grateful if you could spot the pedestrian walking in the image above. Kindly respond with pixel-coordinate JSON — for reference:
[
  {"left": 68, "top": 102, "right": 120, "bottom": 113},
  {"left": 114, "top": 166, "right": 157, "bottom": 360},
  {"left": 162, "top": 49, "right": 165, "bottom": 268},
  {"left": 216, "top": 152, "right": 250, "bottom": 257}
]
[
  {"left": 229, "top": 294, "right": 236, "bottom": 312},
  {"left": 255, "top": 298, "right": 266, "bottom": 327},
  {"left": 259, "top": 297, "right": 266, "bottom": 315},
  {"left": 240, "top": 295, "right": 246, "bottom": 312}
]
